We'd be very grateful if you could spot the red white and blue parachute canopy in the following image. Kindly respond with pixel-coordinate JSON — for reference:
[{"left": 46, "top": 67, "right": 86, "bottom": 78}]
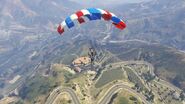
[{"left": 57, "top": 8, "right": 126, "bottom": 34}]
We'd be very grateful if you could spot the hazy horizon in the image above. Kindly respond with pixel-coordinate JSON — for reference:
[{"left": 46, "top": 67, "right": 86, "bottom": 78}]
[{"left": 69, "top": 0, "right": 151, "bottom": 6}]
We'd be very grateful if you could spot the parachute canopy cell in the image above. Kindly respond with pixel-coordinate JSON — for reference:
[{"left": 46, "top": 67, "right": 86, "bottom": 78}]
[{"left": 57, "top": 8, "right": 126, "bottom": 34}]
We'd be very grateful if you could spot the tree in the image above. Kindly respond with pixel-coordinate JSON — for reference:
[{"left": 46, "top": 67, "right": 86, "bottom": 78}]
[
  {"left": 150, "top": 95, "right": 155, "bottom": 102},
  {"left": 130, "top": 96, "right": 137, "bottom": 101},
  {"left": 68, "top": 100, "right": 72, "bottom": 103},
  {"left": 109, "top": 65, "right": 112, "bottom": 68},
  {"left": 180, "top": 91, "right": 185, "bottom": 101},
  {"left": 146, "top": 94, "right": 154, "bottom": 102},
  {"left": 149, "top": 90, "right": 153, "bottom": 95},
  {"left": 135, "top": 83, "right": 140, "bottom": 89}
]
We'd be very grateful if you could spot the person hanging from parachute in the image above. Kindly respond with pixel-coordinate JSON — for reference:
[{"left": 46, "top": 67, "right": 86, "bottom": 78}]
[
  {"left": 57, "top": 8, "right": 127, "bottom": 65},
  {"left": 88, "top": 47, "right": 97, "bottom": 64},
  {"left": 57, "top": 8, "right": 126, "bottom": 34}
]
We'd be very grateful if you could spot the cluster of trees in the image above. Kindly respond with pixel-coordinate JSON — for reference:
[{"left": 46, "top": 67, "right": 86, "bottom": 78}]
[
  {"left": 180, "top": 91, "right": 185, "bottom": 101},
  {"left": 142, "top": 71, "right": 155, "bottom": 82},
  {"left": 108, "top": 93, "right": 118, "bottom": 104},
  {"left": 146, "top": 90, "right": 154, "bottom": 102},
  {"left": 129, "top": 96, "right": 141, "bottom": 103}
]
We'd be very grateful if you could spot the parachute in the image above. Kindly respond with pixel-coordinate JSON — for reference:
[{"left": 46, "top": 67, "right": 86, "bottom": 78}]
[{"left": 57, "top": 8, "right": 126, "bottom": 34}]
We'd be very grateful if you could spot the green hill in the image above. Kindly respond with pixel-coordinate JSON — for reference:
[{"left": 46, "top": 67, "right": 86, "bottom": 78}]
[{"left": 104, "top": 41, "right": 185, "bottom": 91}]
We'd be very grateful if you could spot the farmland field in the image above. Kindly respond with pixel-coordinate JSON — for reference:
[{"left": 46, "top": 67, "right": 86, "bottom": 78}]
[{"left": 95, "top": 67, "right": 124, "bottom": 88}]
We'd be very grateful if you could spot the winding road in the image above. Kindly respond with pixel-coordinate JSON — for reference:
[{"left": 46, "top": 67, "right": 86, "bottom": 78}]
[
  {"left": 110, "top": 61, "right": 182, "bottom": 92},
  {"left": 45, "top": 60, "right": 183, "bottom": 104},
  {"left": 45, "top": 87, "right": 80, "bottom": 104},
  {"left": 45, "top": 83, "right": 150, "bottom": 104},
  {"left": 98, "top": 83, "right": 150, "bottom": 104}
]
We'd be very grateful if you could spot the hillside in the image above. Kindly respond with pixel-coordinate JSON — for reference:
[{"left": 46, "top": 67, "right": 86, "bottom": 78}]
[
  {"left": 0, "top": 0, "right": 82, "bottom": 96},
  {"left": 104, "top": 41, "right": 185, "bottom": 91},
  {"left": 0, "top": 0, "right": 185, "bottom": 103},
  {"left": 0, "top": 0, "right": 81, "bottom": 27},
  {"left": 108, "top": 0, "right": 185, "bottom": 50}
]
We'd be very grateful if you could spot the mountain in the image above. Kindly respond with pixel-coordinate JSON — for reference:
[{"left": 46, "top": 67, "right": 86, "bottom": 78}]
[
  {"left": 104, "top": 41, "right": 185, "bottom": 91},
  {"left": 108, "top": 0, "right": 185, "bottom": 50},
  {"left": 0, "top": 0, "right": 184, "bottom": 81},
  {"left": 69, "top": 0, "right": 152, "bottom": 6},
  {"left": 0, "top": 0, "right": 82, "bottom": 29},
  {"left": 0, "top": 0, "right": 185, "bottom": 101},
  {"left": 0, "top": 0, "right": 82, "bottom": 93}
]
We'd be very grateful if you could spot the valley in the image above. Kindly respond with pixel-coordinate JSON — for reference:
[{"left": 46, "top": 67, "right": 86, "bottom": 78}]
[
  {"left": 1, "top": 39, "right": 185, "bottom": 104},
  {"left": 0, "top": 0, "right": 185, "bottom": 104}
]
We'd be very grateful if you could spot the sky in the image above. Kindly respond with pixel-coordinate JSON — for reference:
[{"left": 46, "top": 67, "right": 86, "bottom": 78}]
[{"left": 70, "top": 0, "right": 150, "bottom": 6}]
